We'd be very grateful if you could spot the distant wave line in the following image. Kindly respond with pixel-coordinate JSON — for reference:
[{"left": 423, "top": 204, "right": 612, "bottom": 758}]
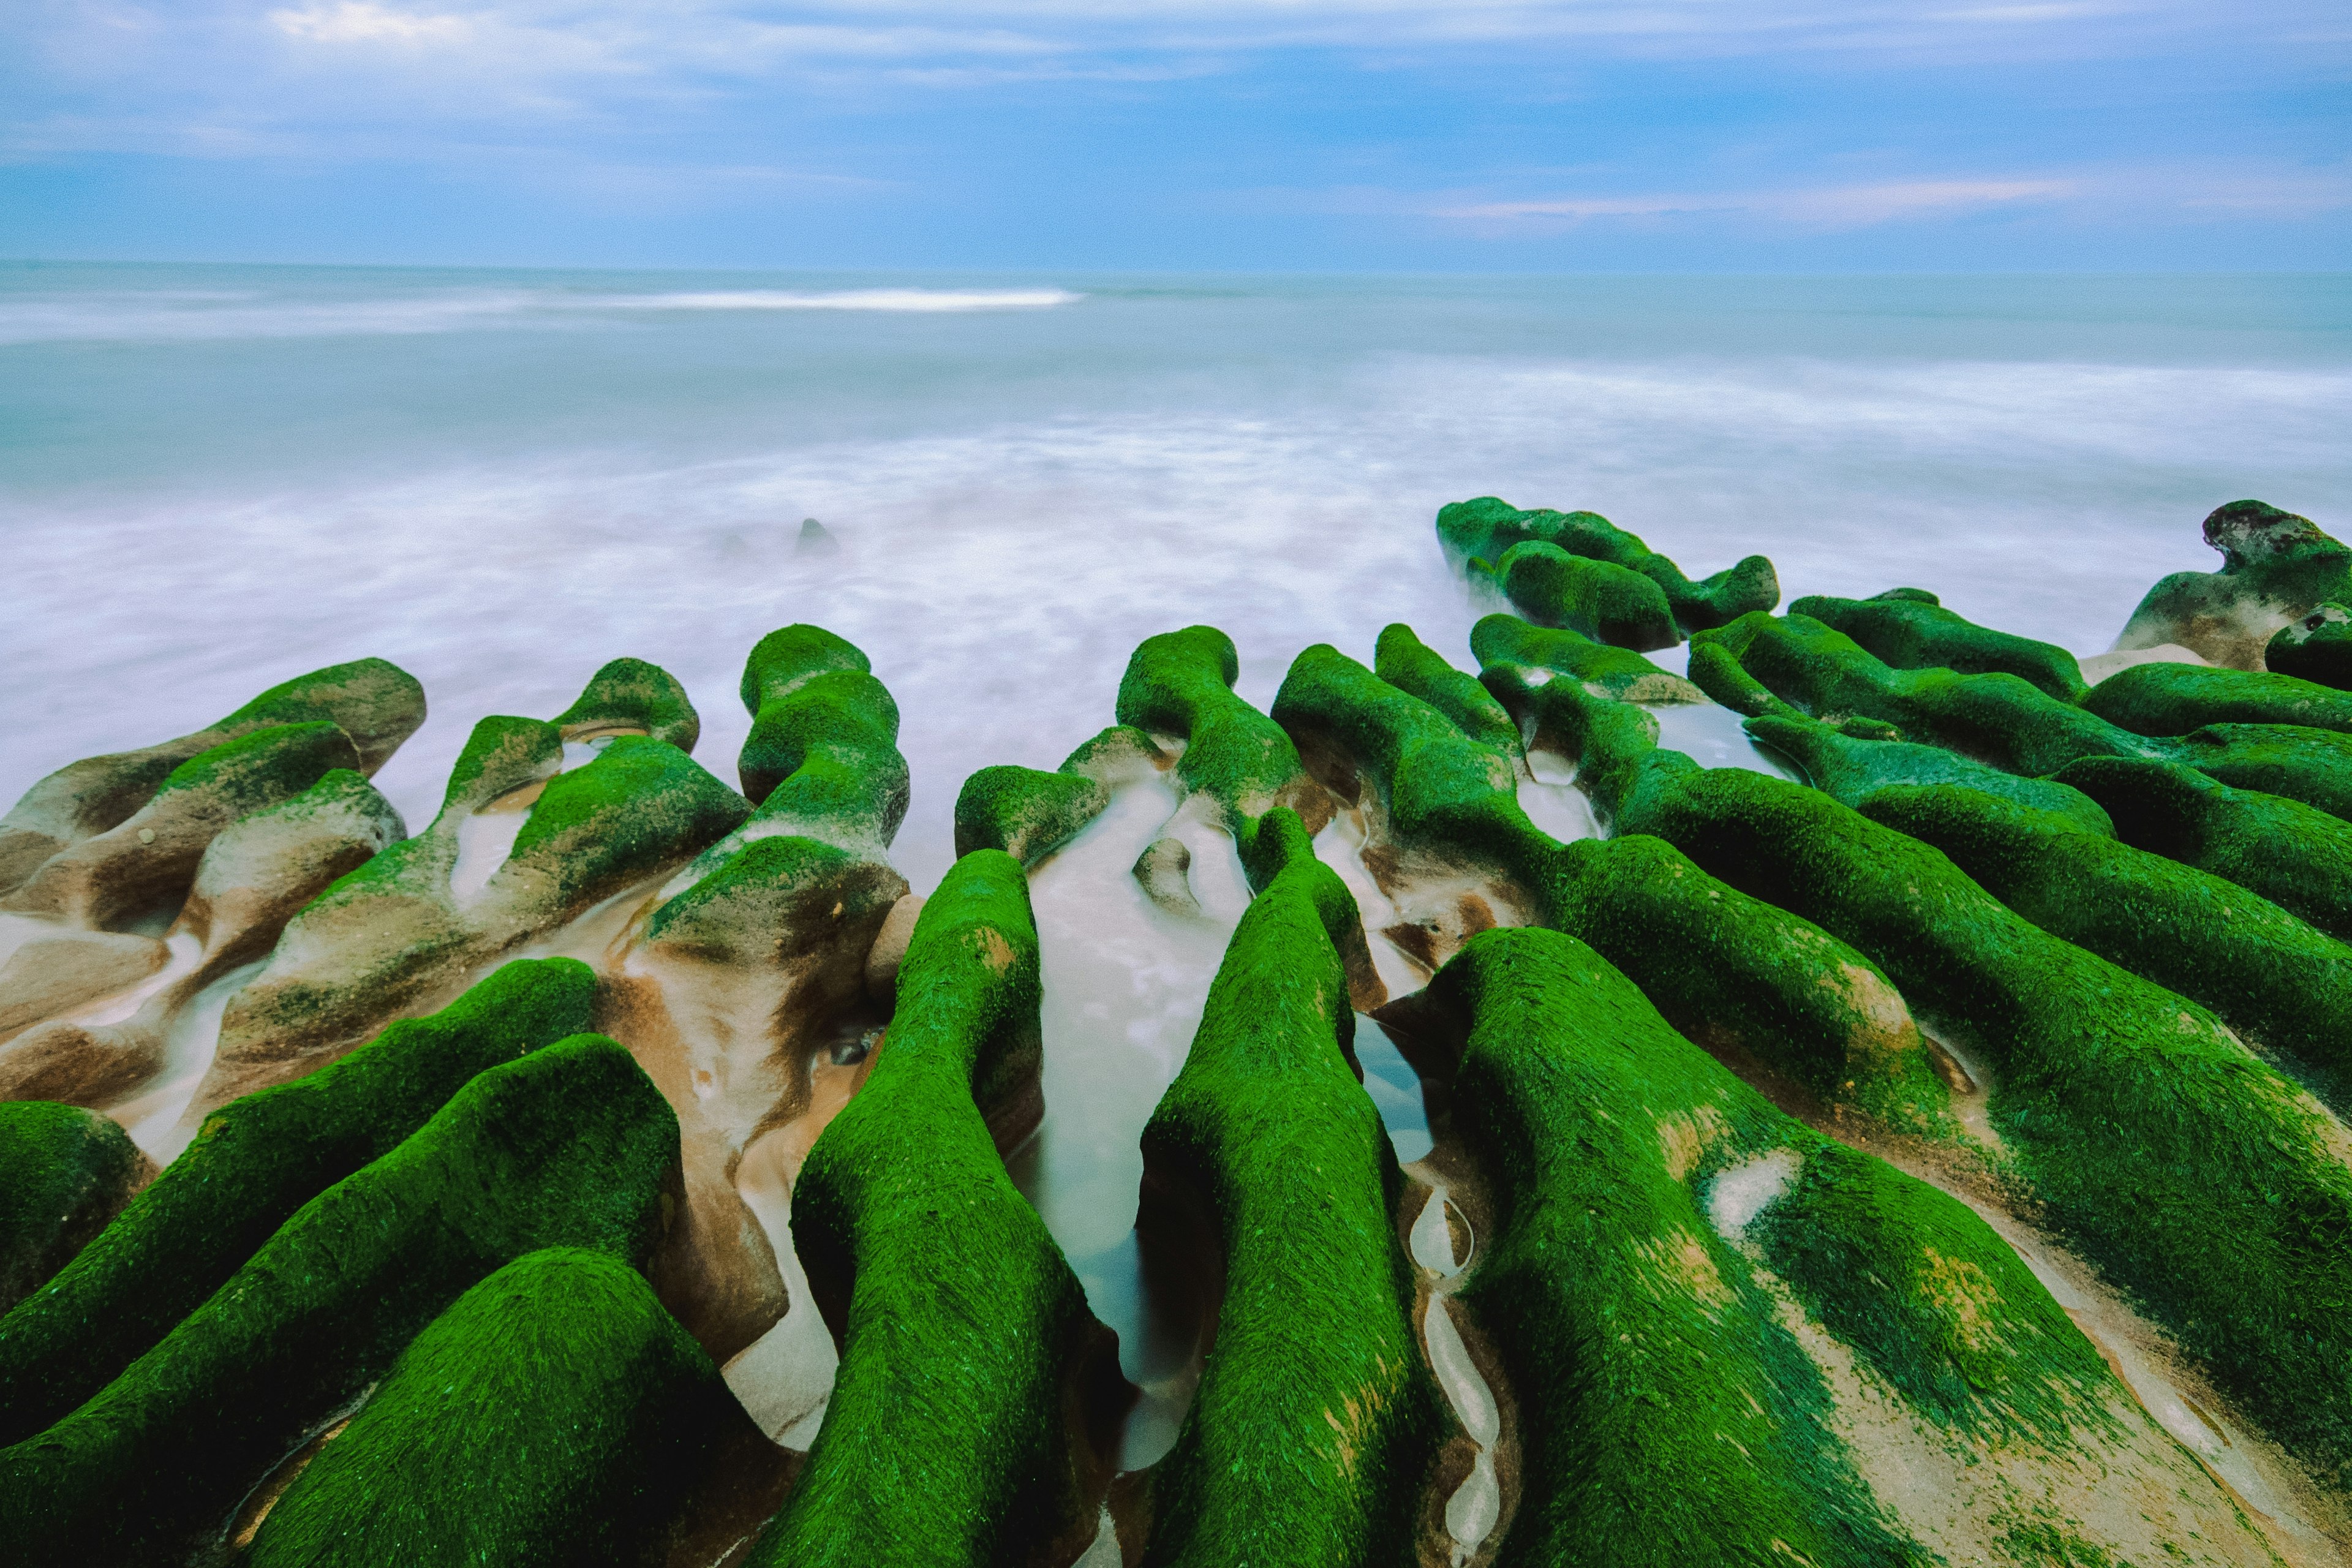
[{"left": 597, "top": 288, "right": 1080, "bottom": 312}]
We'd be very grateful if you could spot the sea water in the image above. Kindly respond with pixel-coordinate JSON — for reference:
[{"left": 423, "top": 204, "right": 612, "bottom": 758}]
[{"left": 4, "top": 264, "right": 2346, "bottom": 885}]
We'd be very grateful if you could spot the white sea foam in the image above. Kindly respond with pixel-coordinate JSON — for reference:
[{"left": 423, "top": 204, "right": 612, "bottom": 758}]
[{"left": 597, "top": 288, "right": 1080, "bottom": 312}]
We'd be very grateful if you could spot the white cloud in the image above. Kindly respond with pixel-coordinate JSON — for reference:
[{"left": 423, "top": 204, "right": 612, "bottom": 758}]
[
  {"left": 269, "top": 2, "right": 475, "bottom": 46},
  {"left": 1438, "top": 176, "right": 2075, "bottom": 228}
]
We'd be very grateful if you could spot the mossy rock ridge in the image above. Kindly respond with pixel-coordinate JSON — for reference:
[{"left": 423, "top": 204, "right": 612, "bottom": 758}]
[
  {"left": 1469, "top": 614, "right": 1705, "bottom": 705},
  {"left": 1436, "top": 497, "right": 1779, "bottom": 631},
  {"left": 1487, "top": 541, "right": 1680, "bottom": 652},
  {"left": 1134, "top": 809, "right": 1443, "bottom": 1566},
  {"left": 2084, "top": 658, "right": 2352, "bottom": 737},
  {"left": 1744, "top": 711, "right": 2113, "bottom": 836},
  {"left": 0, "top": 657, "right": 424, "bottom": 897},
  {"left": 1855, "top": 782, "right": 2352, "bottom": 1115},
  {"left": 0, "top": 1031, "right": 678, "bottom": 1561},
  {"left": 1421, "top": 929, "right": 2263, "bottom": 1567},
  {"left": 554, "top": 655, "right": 703, "bottom": 751},
  {"left": 1789, "top": 590, "right": 2087, "bottom": 703},
  {"left": 1279, "top": 634, "right": 1943, "bottom": 1132},
  {"left": 245, "top": 1248, "right": 752, "bottom": 1568},
  {"left": 2113, "top": 500, "right": 2350, "bottom": 669},
  {"left": 954, "top": 728, "right": 1169, "bottom": 865},
  {"left": 2266, "top": 601, "right": 2352, "bottom": 688},
  {"left": 0, "top": 957, "right": 596, "bottom": 1449},
  {"left": 1373, "top": 622, "right": 1525, "bottom": 761},
  {"left": 749, "top": 849, "right": 1119, "bottom": 1568},
  {"left": 0, "top": 1103, "right": 151, "bottom": 1315},
  {"left": 1114, "top": 625, "right": 1332, "bottom": 846},
  {"left": 2052, "top": 755, "right": 2352, "bottom": 943}
]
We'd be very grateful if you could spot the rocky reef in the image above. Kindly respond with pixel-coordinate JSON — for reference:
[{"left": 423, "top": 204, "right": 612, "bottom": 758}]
[{"left": 0, "top": 499, "right": 2346, "bottom": 1566}]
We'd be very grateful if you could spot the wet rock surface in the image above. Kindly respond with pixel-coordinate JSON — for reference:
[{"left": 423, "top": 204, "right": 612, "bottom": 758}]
[{"left": 2, "top": 502, "right": 2348, "bottom": 1565}]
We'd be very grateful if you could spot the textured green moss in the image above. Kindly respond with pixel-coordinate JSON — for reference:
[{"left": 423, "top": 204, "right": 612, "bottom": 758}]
[
  {"left": 2266, "top": 601, "right": 2352, "bottom": 688},
  {"left": 2117, "top": 500, "right": 2351, "bottom": 665},
  {"left": 1789, "top": 590, "right": 2087, "bottom": 702},
  {"left": 2084, "top": 659, "right": 2352, "bottom": 736},
  {"left": 0, "top": 1031, "right": 676, "bottom": 1560},
  {"left": 0, "top": 1104, "right": 146, "bottom": 1314},
  {"left": 1697, "top": 611, "right": 2352, "bottom": 820},
  {"left": 1115, "top": 625, "right": 1328, "bottom": 846},
  {"left": 952, "top": 725, "right": 1163, "bottom": 863},
  {"left": 151, "top": 720, "right": 360, "bottom": 807},
  {"left": 1745, "top": 712, "right": 2113, "bottom": 835},
  {"left": 1423, "top": 929, "right": 2113, "bottom": 1566},
  {"left": 752, "top": 850, "right": 1112, "bottom": 1567},
  {"left": 247, "top": 1248, "right": 745, "bottom": 1568},
  {"left": 1436, "top": 496, "right": 1779, "bottom": 631},
  {"left": 434, "top": 714, "right": 563, "bottom": 818},
  {"left": 0, "top": 959, "right": 595, "bottom": 1447},
  {"left": 1137, "top": 809, "right": 1441, "bottom": 1566},
  {"left": 1854, "top": 783, "right": 2352, "bottom": 1111},
  {"left": 507, "top": 734, "right": 753, "bottom": 906},
  {"left": 644, "top": 834, "right": 905, "bottom": 962},
  {"left": 552, "top": 655, "right": 703, "bottom": 751},
  {"left": 2052, "top": 754, "right": 2352, "bottom": 942},
  {"left": 211, "top": 657, "right": 430, "bottom": 776},
  {"left": 1468, "top": 612, "right": 1703, "bottom": 703},
  {"left": 1373, "top": 622, "right": 1523, "bottom": 759},
  {"left": 1487, "top": 541, "right": 1679, "bottom": 652},
  {"left": 739, "top": 623, "right": 871, "bottom": 712}
]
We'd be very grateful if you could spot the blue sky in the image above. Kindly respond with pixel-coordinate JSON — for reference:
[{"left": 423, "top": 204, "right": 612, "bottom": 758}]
[{"left": 2, "top": 0, "right": 2346, "bottom": 270}]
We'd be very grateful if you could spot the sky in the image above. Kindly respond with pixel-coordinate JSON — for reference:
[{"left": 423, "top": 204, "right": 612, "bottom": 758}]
[{"left": 1, "top": 0, "right": 2346, "bottom": 271}]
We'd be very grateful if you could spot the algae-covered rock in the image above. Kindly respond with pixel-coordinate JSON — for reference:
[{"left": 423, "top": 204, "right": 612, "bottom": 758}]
[
  {"left": 1487, "top": 541, "right": 1679, "bottom": 652},
  {"left": 954, "top": 723, "right": 1164, "bottom": 864},
  {"left": 0, "top": 1102, "right": 151, "bottom": 1313},
  {"left": 1374, "top": 622, "right": 1524, "bottom": 761},
  {"left": 1437, "top": 497, "right": 1779, "bottom": 631},
  {"left": 749, "top": 850, "right": 1120, "bottom": 1568},
  {"left": 2083, "top": 658, "right": 2352, "bottom": 736},
  {"left": 0, "top": 658, "right": 423, "bottom": 897},
  {"left": 1135, "top": 810, "right": 1442, "bottom": 1566},
  {"left": 1417, "top": 929, "right": 2281, "bottom": 1567},
  {"left": 1745, "top": 712, "right": 2113, "bottom": 836},
  {"left": 1115, "top": 625, "right": 1331, "bottom": 845},
  {"left": 1469, "top": 613, "right": 1703, "bottom": 704},
  {"left": 735, "top": 662, "right": 908, "bottom": 847},
  {"left": 246, "top": 1248, "right": 750, "bottom": 1568},
  {"left": 2266, "top": 600, "right": 2352, "bottom": 688},
  {"left": 0, "top": 1032, "right": 677, "bottom": 1561},
  {"left": 1856, "top": 782, "right": 2352, "bottom": 1113},
  {"left": 2113, "top": 499, "right": 2350, "bottom": 669},
  {"left": 1790, "top": 589, "right": 2087, "bottom": 702},
  {"left": 2052, "top": 754, "right": 2352, "bottom": 942},
  {"left": 0, "top": 958, "right": 596, "bottom": 1449},
  {"left": 552, "top": 655, "right": 702, "bottom": 752}
]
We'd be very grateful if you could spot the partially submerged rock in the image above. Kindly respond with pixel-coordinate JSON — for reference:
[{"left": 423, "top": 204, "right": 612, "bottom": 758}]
[
  {"left": 2113, "top": 499, "right": 2350, "bottom": 669},
  {"left": 1437, "top": 496, "right": 1779, "bottom": 631},
  {"left": 1481, "top": 540, "right": 1680, "bottom": 652}
]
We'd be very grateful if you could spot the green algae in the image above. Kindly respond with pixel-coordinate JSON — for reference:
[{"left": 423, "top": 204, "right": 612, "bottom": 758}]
[
  {"left": 1487, "top": 540, "right": 1679, "bottom": 652},
  {"left": 0, "top": 1030, "right": 677, "bottom": 1560},
  {"left": 1855, "top": 783, "right": 2352, "bottom": 1113},
  {"left": 1436, "top": 496, "right": 1779, "bottom": 631},
  {"left": 739, "top": 623, "right": 871, "bottom": 712},
  {"left": 2052, "top": 755, "right": 2352, "bottom": 942},
  {"left": 1115, "top": 625, "right": 1329, "bottom": 845},
  {"left": 0, "top": 958, "right": 596, "bottom": 1449},
  {"left": 1468, "top": 612, "right": 1703, "bottom": 704},
  {"left": 510, "top": 734, "right": 752, "bottom": 905},
  {"left": 247, "top": 1248, "right": 746, "bottom": 1568},
  {"left": 1373, "top": 622, "right": 1524, "bottom": 760},
  {"left": 2083, "top": 659, "right": 2352, "bottom": 736},
  {"left": 2266, "top": 601, "right": 2352, "bottom": 688},
  {"left": 1789, "top": 590, "right": 2087, "bottom": 703},
  {"left": 953, "top": 724, "right": 1170, "bottom": 865},
  {"left": 553, "top": 655, "right": 703, "bottom": 751},
  {"left": 644, "top": 834, "right": 906, "bottom": 965},
  {"left": 0, "top": 1102, "right": 147, "bottom": 1314},
  {"left": 750, "top": 849, "right": 1115, "bottom": 1568},
  {"left": 1137, "top": 808, "right": 1441, "bottom": 1566},
  {"left": 1282, "top": 632, "right": 1947, "bottom": 1132},
  {"left": 2116, "top": 499, "right": 2351, "bottom": 667},
  {"left": 1744, "top": 712, "right": 2114, "bottom": 836},
  {"left": 1420, "top": 928, "right": 2119, "bottom": 1566}
]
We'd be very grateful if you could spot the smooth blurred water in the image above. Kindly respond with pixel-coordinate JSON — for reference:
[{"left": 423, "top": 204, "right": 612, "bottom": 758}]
[{"left": 4, "top": 263, "right": 2347, "bottom": 886}]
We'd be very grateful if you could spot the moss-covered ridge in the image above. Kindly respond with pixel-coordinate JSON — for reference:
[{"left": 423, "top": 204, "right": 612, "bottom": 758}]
[
  {"left": 1694, "top": 610, "right": 2352, "bottom": 821},
  {"left": 0, "top": 1031, "right": 677, "bottom": 1560},
  {"left": 1373, "top": 623, "right": 1523, "bottom": 762},
  {"left": 1480, "top": 540, "right": 1679, "bottom": 652},
  {"left": 1436, "top": 496, "right": 1779, "bottom": 631},
  {"left": 954, "top": 725, "right": 1166, "bottom": 864},
  {"left": 1469, "top": 612, "right": 1704, "bottom": 704},
  {"left": 1420, "top": 928, "right": 2209, "bottom": 1567},
  {"left": 0, "top": 957, "right": 595, "bottom": 1448},
  {"left": 554, "top": 655, "right": 702, "bottom": 750},
  {"left": 733, "top": 629, "right": 908, "bottom": 852},
  {"left": 1115, "top": 625, "right": 1331, "bottom": 848},
  {"left": 752, "top": 849, "right": 1116, "bottom": 1568},
  {"left": 2083, "top": 658, "right": 2352, "bottom": 736},
  {"left": 246, "top": 1248, "right": 748, "bottom": 1568},
  {"left": 1276, "top": 635, "right": 1944, "bottom": 1133},
  {"left": 2114, "top": 499, "right": 2350, "bottom": 668},
  {"left": 2267, "top": 600, "right": 2352, "bottom": 688},
  {"left": 0, "top": 1103, "right": 148, "bottom": 1316},
  {"left": 2052, "top": 753, "right": 2352, "bottom": 943},
  {"left": 1790, "top": 589, "right": 2087, "bottom": 703},
  {"left": 1136, "top": 809, "right": 1441, "bottom": 1566},
  {"left": 1519, "top": 666, "right": 2352, "bottom": 1487},
  {"left": 0, "top": 657, "right": 424, "bottom": 897},
  {"left": 1744, "top": 711, "right": 2113, "bottom": 835}
]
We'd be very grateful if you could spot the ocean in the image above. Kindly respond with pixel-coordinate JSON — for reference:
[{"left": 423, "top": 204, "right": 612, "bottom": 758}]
[{"left": 4, "top": 263, "right": 2347, "bottom": 883}]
